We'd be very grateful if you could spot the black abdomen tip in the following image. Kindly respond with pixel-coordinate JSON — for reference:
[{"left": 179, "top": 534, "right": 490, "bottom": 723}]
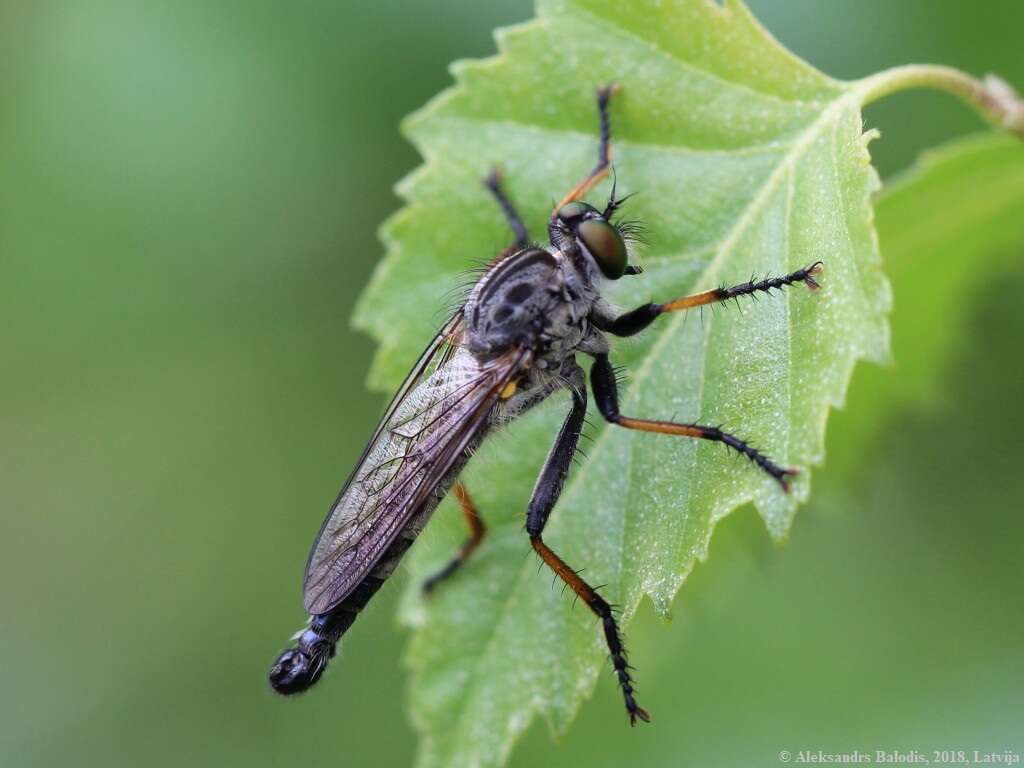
[{"left": 269, "top": 647, "right": 326, "bottom": 695}]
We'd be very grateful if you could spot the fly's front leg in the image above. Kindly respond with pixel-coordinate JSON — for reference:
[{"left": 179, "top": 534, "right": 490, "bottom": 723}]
[
  {"left": 525, "top": 366, "right": 650, "bottom": 726},
  {"left": 590, "top": 354, "right": 797, "bottom": 491},
  {"left": 549, "top": 84, "right": 618, "bottom": 219},
  {"left": 483, "top": 168, "right": 529, "bottom": 251},
  {"left": 422, "top": 482, "right": 487, "bottom": 595},
  {"left": 599, "top": 262, "right": 824, "bottom": 337}
]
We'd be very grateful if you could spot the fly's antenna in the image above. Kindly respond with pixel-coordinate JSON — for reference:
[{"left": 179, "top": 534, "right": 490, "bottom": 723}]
[
  {"left": 602, "top": 167, "right": 636, "bottom": 220},
  {"left": 603, "top": 166, "right": 619, "bottom": 219}
]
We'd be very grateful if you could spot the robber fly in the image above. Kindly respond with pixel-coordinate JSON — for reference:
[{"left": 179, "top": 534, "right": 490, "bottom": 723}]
[{"left": 269, "top": 85, "right": 822, "bottom": 725}]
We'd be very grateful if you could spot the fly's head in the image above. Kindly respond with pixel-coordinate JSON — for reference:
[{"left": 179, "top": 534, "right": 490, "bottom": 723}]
[{"left": 551, "top": 196, "right": 642, "bottom": 282}]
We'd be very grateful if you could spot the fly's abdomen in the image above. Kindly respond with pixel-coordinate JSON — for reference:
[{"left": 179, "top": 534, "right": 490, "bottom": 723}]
[
  {"left": 268, "top": 517, "right": 425, "bottom": 695},
  {"left": 268, "top": 446, "right": 477, "bottom": 696},
  {"left": 267, "top": 546, "right": 403, "bottom": 695},
  {"left": 270, "top": 318, "right": 523, "bottom": 696}
]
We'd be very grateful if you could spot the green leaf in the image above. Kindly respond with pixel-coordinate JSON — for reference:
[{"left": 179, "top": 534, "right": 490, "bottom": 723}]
[
  {"left": 351, "top": 2, "right": 1019, "bottom": 765},
  {"left": 825, "top": 132, "right": 1024, "bottom": 485},
  {"left": 507, "top": 134, "right": 1024, "bottom": 767}
]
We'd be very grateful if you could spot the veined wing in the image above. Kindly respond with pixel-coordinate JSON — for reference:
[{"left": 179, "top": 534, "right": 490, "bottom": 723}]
[
  {"left": 362, "top": 312, "right": 464, "bottom": 453},
  {"left": 301, "top": 312, "right": 463, "bottom": 611},
  {"left": 303, "top": 328, "right": 527, "bottom": 614}
]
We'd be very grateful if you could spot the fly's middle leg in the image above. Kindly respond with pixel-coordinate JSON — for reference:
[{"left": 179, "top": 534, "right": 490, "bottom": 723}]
[
  {"left": 590, "top": 354, "right": 798, "bottom": 491},
  {"left": 524, "top": 365, "right": 651, "bottom": 726},
  {"left": 422, "top": 482, "right": 487, "bottom": 595}
]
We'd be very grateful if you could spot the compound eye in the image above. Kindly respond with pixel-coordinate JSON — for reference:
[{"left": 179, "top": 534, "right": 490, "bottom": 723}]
[
  {"left": 578, "top": 219, "right": 628, "bottom": 279},
  {"left": 556, "top": 201, "right": 598, "bottom": 223}
]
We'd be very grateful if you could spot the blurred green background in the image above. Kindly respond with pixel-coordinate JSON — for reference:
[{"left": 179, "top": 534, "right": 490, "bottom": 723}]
[{"left": 1, "top": 2, "right": 1022, "bottom": 766}]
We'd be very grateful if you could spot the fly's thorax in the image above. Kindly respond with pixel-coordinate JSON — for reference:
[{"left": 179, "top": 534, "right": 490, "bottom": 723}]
[
  {"left": 490, "top": 359, "right": 574, "bottom": 425},
  {"left": 464, "top": 246, "right": 597, "bottom": 360}
]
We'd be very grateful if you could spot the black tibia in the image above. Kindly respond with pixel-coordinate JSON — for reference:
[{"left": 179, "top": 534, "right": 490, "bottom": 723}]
[
  {"left": 422, "top": 482, "right": 487, "bottom": 595},
  {"left": 590, "top": 354, "right": 797, "bottom": 491},
  {"left": 525, "top": 381, "right": 587, "bottom": 536},
  {"left": 524, "top": 376, "right": 650, "bottom": 725},
  {"left": 483, "top": 168, "right": 529, "bottom": 250},
  {"left": 599, "top": 262, "right": 824, "bottom": 338}
]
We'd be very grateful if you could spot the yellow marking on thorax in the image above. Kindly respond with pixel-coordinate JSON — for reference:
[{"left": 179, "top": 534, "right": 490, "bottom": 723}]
[{"left": 499, "top": 379, "right": 518, "bottom": 400}]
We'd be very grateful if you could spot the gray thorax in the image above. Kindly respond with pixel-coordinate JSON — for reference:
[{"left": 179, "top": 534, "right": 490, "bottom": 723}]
[{"left": 465, "top": 246, "right": 609, "bottom": 356}]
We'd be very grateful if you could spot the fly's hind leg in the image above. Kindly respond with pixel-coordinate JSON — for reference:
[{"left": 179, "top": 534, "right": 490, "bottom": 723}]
[
  {"left": 422, "top": 482, "right": 487, "bottom": 595},
  {"left": 483, "top": 168, "right": 529, "bottom": 251},
  {"left": 525, "top": 365, "right": 651, "bottom": 726},
  {"left": 529, "top": 537, "right": 650, "bottom": 726}
]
